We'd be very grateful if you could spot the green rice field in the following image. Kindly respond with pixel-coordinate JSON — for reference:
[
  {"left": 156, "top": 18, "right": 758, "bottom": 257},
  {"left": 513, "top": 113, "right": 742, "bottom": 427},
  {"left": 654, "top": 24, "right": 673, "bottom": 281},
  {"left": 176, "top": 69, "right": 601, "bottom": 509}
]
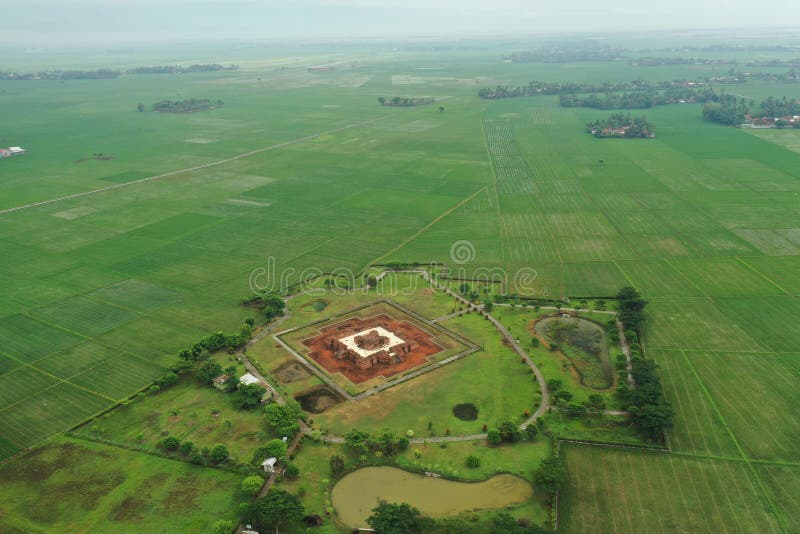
[{"left": 1, "top": 40, "right": 799, "bottom": 531}]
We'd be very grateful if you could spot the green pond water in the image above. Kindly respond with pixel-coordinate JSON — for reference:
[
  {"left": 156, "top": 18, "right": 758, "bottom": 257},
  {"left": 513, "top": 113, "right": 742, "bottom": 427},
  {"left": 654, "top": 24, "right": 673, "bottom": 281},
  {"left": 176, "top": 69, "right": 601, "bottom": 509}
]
[{"left": 331, "top": 466, "right": 534, "bottom": 527}]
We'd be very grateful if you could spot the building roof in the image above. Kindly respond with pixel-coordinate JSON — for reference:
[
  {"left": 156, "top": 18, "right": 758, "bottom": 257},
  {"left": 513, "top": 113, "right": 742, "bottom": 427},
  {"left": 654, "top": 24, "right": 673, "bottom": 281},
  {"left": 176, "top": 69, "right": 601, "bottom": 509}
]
[
  {"left": 9, "top": 147, "right": 24, "bottom": 152},
  {"left": 261, "top": 457, "right": 277, "bottom": 467},
  {"left": 239, "top": 373, "right": 260, "bottom": 385},
  {"left": 212, "top": 374, "right": 230, "bottom": 385}
]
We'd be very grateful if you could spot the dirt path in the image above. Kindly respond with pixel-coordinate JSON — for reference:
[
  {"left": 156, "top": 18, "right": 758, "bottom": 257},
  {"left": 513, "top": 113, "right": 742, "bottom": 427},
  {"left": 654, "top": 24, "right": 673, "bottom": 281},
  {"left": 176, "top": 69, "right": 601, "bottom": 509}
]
[{"left": 0, "top": 117, "right": 385, "bottom": 216}]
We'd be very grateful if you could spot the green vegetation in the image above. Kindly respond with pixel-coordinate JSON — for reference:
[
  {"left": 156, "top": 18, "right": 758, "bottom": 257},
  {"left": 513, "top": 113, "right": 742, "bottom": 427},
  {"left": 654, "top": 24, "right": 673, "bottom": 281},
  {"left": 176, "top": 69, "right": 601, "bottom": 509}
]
[
  {"left": 152, "top": 98, "right": 224, "bottom": 113},
  {"left": 0, "top": 436, "right": 241, "bottom": 531},
  {"left": 1, "top": 38, "right": 799, "bottom": 533},
  {"left": 378, "top": 96, "right": 435, "bottom": 107},
  {"left": 586, "top": 113, "right": 655, "bottom": 138}
]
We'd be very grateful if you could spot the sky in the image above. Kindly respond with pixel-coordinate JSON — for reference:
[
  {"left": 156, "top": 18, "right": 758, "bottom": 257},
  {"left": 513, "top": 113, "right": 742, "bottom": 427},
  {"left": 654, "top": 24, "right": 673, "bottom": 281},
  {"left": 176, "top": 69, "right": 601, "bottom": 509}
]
[{"left": 1, "top": 0, "right": 799, "bottom": 46}]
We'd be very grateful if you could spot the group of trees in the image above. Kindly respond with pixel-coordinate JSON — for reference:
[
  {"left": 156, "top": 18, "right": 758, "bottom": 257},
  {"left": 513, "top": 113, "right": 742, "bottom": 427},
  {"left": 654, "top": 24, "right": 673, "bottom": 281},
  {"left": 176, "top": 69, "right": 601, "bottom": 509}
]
[
  {"left": 486, "top": 419, "right": 525, "bottom": 445},
  {"left": 366, "top": 502, "right": 550, "bottom": 534},
  {"left": 480, "top": 79, "right": 703, "bottom": 99},
  {"left": 150, "top": 98, "right": 224, "bottom": 113},
  {"left": 586, "top": 113, "right": 655, "bottom": 138},
  {"left": 0, "top": 69, "right": 120, "bottom": 80},
  {"left": 561, "top": 86, "right": 720, "bottom": 110},
  {"left": 173, "top": 319, "right": 268, "bottom": 409},
  {"left": 264, "top": 401, "right": 303, "bottom": 439},
  {"left": 343, "top": 428, "right": 409, "bottom": 460},
  {"left": 377, "top": 96, "right": 434, "bottom": 107},
  {"left": 547, "top": 378, "right": 604, "bottom": 417},
  {"left": 127, "top": 64, "right": 238, "bottom": 75},
  {"left": 614, "top": 287, "right": 674, "bottom": 441},
  {"left": 157, "top": 435, "right": 229, "bottom": 466},
  {"left": 504, "top": 47, "right": 622, "bottom": 64},
  {"left": 242, "top": 290, "right": 286, "bottom": 320},
  {"left": 702, "top": 99, "right": 749, "bottom": 125},
  {"left": 0, "top": 64, "right": 238, "bottom": 81},
  {"left": 759, "top": 96, "right": 800, "bottom": 118}
]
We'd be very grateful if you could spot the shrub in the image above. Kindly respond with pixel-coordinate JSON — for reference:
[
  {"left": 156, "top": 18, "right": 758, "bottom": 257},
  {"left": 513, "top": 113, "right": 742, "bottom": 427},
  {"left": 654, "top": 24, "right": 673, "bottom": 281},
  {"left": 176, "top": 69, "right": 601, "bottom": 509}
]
[
  {"left": 241, "top": 475, "right": 264, "bottom": 496},
  {"left": 159, "top": 436, "right": 180, "bottom": 451},
  {"left": 465, "top": 455, "right": 481, "bottom": 468},
  {"left": 487, "top": 429, "right": 502, "bottom": 446}
]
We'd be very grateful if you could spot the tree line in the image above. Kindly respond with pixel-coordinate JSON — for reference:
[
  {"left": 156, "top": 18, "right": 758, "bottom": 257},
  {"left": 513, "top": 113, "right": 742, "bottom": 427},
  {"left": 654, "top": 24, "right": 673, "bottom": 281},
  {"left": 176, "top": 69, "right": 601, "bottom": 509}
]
[
  {"left": 0, "top": 64, "right": 238, "bottom": 81},
  {"left": 378, "top": 96, "right": 435, "bottom": 107},
  {"left": 479, "top": 78, "right": 705, "bottom": 99},
  {"left": 147, "top": 98, "right": 224, "bottom": 113},
  {"left": 560, "top": 86, "right": 725, "bottom": 110},
  {"left": 614, "top": 287, "right": 673, "bottom": 441}
]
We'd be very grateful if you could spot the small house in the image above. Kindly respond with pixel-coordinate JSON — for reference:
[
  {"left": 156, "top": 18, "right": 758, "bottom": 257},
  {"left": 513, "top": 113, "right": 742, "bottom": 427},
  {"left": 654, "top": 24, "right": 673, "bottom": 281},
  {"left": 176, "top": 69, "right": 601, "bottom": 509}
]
[
  {"left": 261, "top": 457, "right": 278, "bottom": 473},
  {"left": 0, "top": 148, "right": 12, "bottom": 158},
  {"left": 212, "top": 374, "right": 230, "bottom": 390},
  {"left": 9, "top": 147, "right": 25, "bottom": 155}
]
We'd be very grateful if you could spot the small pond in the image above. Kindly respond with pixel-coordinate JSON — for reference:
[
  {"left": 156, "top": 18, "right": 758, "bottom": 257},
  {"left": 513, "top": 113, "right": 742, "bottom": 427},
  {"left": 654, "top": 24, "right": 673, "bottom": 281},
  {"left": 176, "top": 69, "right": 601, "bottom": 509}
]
[
  {"left": 331, "top": 466, "right": 533, "bottom": 527},
  {"left": 534, "top": 315, "right": 614, "bottom": 389}
]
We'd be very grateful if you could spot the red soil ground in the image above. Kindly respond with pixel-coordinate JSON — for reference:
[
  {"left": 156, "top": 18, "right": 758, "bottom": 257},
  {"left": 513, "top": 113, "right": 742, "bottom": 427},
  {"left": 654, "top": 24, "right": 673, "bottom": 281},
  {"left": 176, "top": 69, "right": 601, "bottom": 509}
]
[{"left": 301, "top": 314, "right": 443, "bottom": 384}]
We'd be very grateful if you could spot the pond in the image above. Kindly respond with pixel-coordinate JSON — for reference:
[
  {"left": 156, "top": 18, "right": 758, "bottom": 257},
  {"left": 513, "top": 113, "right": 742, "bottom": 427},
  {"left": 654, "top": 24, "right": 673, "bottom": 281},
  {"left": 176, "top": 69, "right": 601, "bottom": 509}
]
[
  {"left": 331, "top": 466, "right": 533, "bottom": 527},
  {"left": 534, "top": 315, "right": 614, "bottom": 389}
]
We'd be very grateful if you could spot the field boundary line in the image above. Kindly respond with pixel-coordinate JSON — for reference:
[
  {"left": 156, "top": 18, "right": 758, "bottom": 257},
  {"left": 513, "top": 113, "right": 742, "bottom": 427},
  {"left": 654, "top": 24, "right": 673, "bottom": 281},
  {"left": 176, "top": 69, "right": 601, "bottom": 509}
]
[
  {"left": 0, "top": 116, "right": 386, "bottom": 216},
  {"left": 680, "top": 350, "right": 787, "bottom": 532},
  {"left": 370, "top": 185, "right": 488, "bottom": 265},
  {"left": 735, "top": 257, "right": 791, "bottom": 295}
]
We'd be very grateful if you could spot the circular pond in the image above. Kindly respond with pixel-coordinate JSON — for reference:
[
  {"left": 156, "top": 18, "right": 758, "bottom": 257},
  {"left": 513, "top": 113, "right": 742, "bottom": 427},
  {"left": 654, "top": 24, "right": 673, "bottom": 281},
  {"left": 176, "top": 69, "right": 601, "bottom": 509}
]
[
  {"left": 452, "top": 403, "right": 479, "bottom": 421},
  {"left": 331, "top": 466, "right": 533, "bottom": 527}
]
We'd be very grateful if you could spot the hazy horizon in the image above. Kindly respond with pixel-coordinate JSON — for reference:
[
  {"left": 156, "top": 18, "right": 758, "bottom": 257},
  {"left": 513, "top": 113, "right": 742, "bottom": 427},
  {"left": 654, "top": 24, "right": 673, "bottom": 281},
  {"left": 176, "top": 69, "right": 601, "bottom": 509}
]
[{"left": 2, "top": 0, "right": 800, "bottom": 47}]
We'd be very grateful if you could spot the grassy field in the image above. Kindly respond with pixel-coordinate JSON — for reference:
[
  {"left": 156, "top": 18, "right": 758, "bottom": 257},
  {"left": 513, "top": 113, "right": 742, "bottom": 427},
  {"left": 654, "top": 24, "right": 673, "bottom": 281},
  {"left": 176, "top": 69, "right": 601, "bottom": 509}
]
[
  {"left": 73, "top": 376, "right": 270, "bottom": 463},
  {"left": 0, "top": 436, "right": 241, "bottom": 533},
  {"left": 559, "top": 444, "right": 784, "bottom": 534}
]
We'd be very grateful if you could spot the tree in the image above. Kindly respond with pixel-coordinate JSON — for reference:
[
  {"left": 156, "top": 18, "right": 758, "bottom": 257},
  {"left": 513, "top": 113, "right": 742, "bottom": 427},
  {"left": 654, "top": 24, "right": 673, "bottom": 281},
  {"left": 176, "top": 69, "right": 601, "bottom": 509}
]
[
  {"left": 212, "top": 519, "right": 234, "bottom": 534},
  {"left": 465, "top": 455, "right": 481, "bottom": 468},
  {"left": 486, "top": 429, "right": 502, "bottom": 446},
  {"left": 367, "top": 502, "right": 429, "bottom": 534},
  {"left": 234, "top": 382, "right": 267, "bottom": 410},
  {"left": 497, "top": 420, "right": 520, "bottom": 443},
  {"left": 283, "top": 461, "right": 299, "bottom": 480},
  {"left": 587, "top": 394, "right": 606, "bottom": 411},
  {"left": 438, "top": 106, "right": 445, "bottom": 112},
  {"left": 179, "top": 441, "right": 195, "bottom": 456},
  {"left": 247, "top": 489, "right": 304, "bottom": 534},
  {"left": 344, "top": 429, "right": 371, "bottom": 456},
  {"left": 533, "top": 457, "right": 568, "bottom": 497},
  {"left": 531, "top": 337, "right": 540, "bottom": 348},
  {"left": 242, "top": 475, "right": 264, "bottom": 496},
  {"left": 211, "top": 444, "right": 229, "bottom": 464},
  {"left": 136, "top": 102, "right": 145, "bottom": 112},
  {"left": 330, "top": 455, "right": 345, "bottom": 476},
  {"left": 524, "top": 424, "right": 538, "bottom": 440},
  {"left": 264, "top": 402, "right": 301, "bottom": 438},
  {"left": 159, "top": 436, "right": 180, "bottom": 451},
  {"left": 483, "top": 298, "right": 494, "bottom": 312},
  {"left": 197, "top": 360, "right": 223, "bottom": 385},
  {"left": 617, "top": 286, "right": 648, "bottom": 332},
  {"left": 264, "top": 438, "right": 288, "bottom": 460},
  {"left": 564, "top": 401, "right": 586, "bottom": 417},
  {"left": 378, "top": 96, "right": 386, "bottom": 105}
]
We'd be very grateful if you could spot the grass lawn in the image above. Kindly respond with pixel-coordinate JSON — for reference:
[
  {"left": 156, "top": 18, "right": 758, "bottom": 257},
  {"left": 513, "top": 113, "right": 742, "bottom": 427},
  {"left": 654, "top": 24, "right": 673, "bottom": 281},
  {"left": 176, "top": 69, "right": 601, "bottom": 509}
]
[
  {"left": 312, "top": 313, "right": 540, "bottom": 436},
  {"left": 0, "top": 436, "right": 242, "bottom": 533},
  {"left": 73, "top": 375, "right": 270, "bottom": 464}
]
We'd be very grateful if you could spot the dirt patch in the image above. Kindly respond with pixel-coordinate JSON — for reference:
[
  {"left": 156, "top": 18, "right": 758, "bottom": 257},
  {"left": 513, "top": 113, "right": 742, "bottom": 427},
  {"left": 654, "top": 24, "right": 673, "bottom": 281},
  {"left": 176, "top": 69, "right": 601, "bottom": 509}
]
[
  {"left": 301, "top": 313, "right": 444, "bottom": 384},
  {"left": 160, "top": 475, "right": 200, "bottom": 515},
  {"left": 275, "top": 361, "right": 311, "bottom": 383},
  {"left": 452, "top": 403, "right": 479, "bottom": 421},
  {"left": 295, "top": 385, "right": 345, "bottom": 414}
]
